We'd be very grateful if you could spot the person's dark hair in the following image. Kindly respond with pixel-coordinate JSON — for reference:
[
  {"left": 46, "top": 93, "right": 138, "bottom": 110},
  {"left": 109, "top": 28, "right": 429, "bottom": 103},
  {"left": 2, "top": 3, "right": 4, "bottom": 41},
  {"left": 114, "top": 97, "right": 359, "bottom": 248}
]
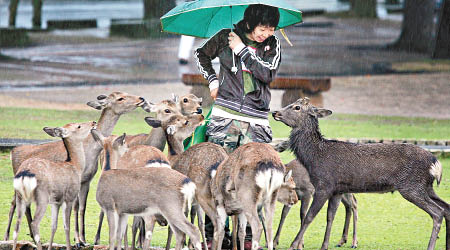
[{"left": 240, "top": 4, "right": 280, "bottom": 33}]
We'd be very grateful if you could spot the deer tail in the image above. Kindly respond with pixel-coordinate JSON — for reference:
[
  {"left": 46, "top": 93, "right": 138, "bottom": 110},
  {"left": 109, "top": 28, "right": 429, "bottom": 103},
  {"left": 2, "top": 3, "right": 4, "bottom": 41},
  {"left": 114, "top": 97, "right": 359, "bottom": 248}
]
[
  {"left": 180, "top": 178, "right": 196, "bottom": 213},
  {"left": 429, "top": 159, "right": 442, "bottom": 186},
  {"left": 14, "top": 170, "right": 37, "bottom": 204},
  {"left": 255, "top": 161, "right": 284, "bottom": 196}
]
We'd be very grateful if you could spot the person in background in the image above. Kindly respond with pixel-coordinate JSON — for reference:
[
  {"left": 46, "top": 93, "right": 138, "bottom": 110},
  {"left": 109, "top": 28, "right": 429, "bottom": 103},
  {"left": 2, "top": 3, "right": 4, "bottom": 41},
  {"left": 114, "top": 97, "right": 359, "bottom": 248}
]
[
  {"left": 178, "top": 35, "right": 196, "bottom": 64},
  {"left": 194, "top": 4, "right": 281, "bottom": 249}
]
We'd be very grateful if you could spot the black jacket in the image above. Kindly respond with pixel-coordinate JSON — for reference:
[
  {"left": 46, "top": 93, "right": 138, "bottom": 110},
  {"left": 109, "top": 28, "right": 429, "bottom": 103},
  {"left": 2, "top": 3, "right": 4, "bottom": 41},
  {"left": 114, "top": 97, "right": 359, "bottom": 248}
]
[{"left": 194, "top": 25, "right": 281, "bottom": 119}]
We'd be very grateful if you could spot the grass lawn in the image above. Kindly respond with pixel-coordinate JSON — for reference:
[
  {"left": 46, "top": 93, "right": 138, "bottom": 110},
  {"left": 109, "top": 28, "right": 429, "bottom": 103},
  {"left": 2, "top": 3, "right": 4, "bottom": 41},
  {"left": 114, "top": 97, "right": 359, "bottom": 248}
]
[{"left": 0, "top": 106, "right": 449, "bottom": 249}]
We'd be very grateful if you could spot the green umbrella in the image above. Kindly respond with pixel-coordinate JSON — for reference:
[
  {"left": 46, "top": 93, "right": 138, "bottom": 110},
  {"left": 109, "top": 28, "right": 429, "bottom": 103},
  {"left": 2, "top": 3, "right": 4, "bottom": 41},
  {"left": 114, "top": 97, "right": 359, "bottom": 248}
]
[{"left": 160, "top": 0, "right": 302, "bottom": 38}]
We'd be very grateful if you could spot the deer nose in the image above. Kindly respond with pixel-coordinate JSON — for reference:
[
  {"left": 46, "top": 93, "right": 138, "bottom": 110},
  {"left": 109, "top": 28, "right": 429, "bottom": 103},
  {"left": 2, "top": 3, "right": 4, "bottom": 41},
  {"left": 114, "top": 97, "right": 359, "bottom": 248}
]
[{"left": 197, "top": 107, "right": 203, "bottom": 114}]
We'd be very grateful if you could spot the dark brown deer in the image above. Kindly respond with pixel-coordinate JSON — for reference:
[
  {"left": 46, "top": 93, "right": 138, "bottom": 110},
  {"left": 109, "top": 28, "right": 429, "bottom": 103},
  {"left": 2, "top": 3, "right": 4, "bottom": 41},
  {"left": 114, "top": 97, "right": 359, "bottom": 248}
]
[
  {"left": 272, "top": 97, "right": 448, "bottom": 250},
  {"left": 12, "top": 121, "right": 96, "bottom": 250}
]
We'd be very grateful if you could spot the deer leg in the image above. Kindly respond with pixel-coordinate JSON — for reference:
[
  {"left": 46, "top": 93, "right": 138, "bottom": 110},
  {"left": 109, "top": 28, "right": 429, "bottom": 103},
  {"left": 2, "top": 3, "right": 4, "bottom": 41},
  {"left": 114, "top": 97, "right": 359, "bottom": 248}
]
[
  {"left": 4, "top": 193, "right": 16, "bottom": 241},
  {"left": 232, "top": 215, "right": 238, "bottom": 250},
  {"left": 289, "top": 193, "right": 329, "bottom": 250},
  {"left": 12, "top": 197, "right": 25, "bottom": 250},
  {"left": 237, "top": 214, "right": 247, "bottom": 250},
  {"left": 106, "top": 210, "right": 118, "bottom": 250},
  {"left": 426, "top": 187, "right": 450, "bottom": 249},
  {"left": 124, "top": 226, "right": 129, "bottom": 250},
  {"left": 296, "top": 193, "right": 312, "bottom": 249},
  {"left": 63, "top": 201, "right": 73, "bottom": 250},
  {"left": 132, "top": 216, "right": 143, "bottom": 250},
  {"left": 195, "top": 205, "right": 209, "bottom": 250},
  {"left": 25, "top": 206, "right": 34, "bottom": 242},
  {"left": 31, "top": 201, "right": 48, "bottom": 250},
  {"left": 247, "top": 208, "right": 263, "bottom": 250},
  {"left": 166, "top": 226, "right": 173, "bottom": 250},
  {"left": 320, "top": 195, "right": 342, "bottom": 250},
  {"left": 398, "top": 188, "right": 444, "bottom": 250},
  {"left": 117, "top": 214, "right": 129, "bottom": 250},
  {"left": 264, "top": 196, "right": 277, "bottom": 250},
  {"left": 273, "top": 205, "right": 291, "bottom": 248},
  {"left": 94, "top": 211, "right": 104, "bottom": 245},
  {"left": 74, "top": 198, "right": 82, "bottom": 246},
  {"left": 214, "top": 206, "right": 228, "bottom": 250},
  {"left": 78, "top": 181, "right": 91, "bottom": 244},
  {"left": 350, "top": 195, "right": 358, "bottom": 248},
  {"left": 164, "top": 214, "right": 202, "bottom": 250},
  {"left": 142, "top": 216, "right": 156, "bottom": 249},
  {"left": 49, "top": 204, "right": 61, "bottom": 250}
]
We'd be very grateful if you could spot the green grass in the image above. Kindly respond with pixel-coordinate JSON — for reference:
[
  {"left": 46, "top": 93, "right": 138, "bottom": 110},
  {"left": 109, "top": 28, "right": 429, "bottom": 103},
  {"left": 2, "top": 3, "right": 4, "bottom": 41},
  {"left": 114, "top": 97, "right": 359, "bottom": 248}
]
[{"left": 0, "top": 106, "right": 449, "bottom": 249}]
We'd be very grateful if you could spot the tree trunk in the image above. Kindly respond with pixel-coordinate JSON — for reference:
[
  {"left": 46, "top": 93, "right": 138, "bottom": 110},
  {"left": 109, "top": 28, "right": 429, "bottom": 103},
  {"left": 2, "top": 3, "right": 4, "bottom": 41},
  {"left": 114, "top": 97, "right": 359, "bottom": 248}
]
[
  {"left": 143, "top": 0, "right": 176, "bottom": 19},
  {"left": 390, "top": 0, "right": 435, "bottom": 53},
  {"left": 8, "top": 0, "right": 20, "bottom": 27},
  {"left": 432, "top": 0, "right": 450, "bottom": 58},
  {"left": 349, "top": 0, "right": 377, "bottom": 18},
  {"left": 32, "top": 0, "right": 42, "bottom": 29}
]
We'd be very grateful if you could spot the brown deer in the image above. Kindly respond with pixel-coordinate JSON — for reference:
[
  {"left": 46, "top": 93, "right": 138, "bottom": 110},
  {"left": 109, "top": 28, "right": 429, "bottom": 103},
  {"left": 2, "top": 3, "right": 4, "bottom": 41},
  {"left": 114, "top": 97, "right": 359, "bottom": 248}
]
[
  {"left": 209, "top": 142, "right": 293, "bottom": 250},
  {"left": 5, "top": 92, "right": 151, "bottom": 246},
  {"left": 272, "top": 97, "right": 449, "bottom": 250},
  {"left": 93, "top": 94, "right": 202, "bottom": 247},
  {"left": 12, "top": 121, "right": 97, "bottom": 250},
  {"left": 94, "top": 114, "right": 204, "bottom": 250}
]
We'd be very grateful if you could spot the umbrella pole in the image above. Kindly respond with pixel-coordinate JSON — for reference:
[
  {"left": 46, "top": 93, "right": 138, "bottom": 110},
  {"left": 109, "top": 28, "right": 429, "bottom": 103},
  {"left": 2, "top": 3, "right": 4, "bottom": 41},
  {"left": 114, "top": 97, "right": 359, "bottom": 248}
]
[{"left": 230, "top": 6, "right": 237, "bottom": 74}]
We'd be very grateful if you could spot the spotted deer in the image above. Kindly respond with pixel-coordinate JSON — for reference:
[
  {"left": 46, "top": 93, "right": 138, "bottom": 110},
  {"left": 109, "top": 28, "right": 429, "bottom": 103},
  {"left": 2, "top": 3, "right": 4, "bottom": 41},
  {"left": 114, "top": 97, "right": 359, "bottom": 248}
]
[
  {"left": 209, "top": 142, "right": 294, "bottom": 250},
  {"left": 93, "top": 94, "right": 202, "bottom": 247},
  {"left": 272, "top": 97, "right": 449, "bottom": 250},
  {"left": 12, "top": 121, "right": 97, "bottom": 250},
  {"left": 94, "top": 114, "right": 204, "bottom": 250},
  {"left": 5, "top": 92, "right": 151, "bottom": 245}
]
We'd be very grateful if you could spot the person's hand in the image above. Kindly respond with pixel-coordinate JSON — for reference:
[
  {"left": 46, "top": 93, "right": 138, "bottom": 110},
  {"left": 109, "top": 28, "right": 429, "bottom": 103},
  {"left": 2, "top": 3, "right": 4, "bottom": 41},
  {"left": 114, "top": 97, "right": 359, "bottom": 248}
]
[
  {"left": 228, "top": 32, "right": 243, "bottom": 50},
  {"left": 210, "top": 88, "right": 218, "bottom": 100}
]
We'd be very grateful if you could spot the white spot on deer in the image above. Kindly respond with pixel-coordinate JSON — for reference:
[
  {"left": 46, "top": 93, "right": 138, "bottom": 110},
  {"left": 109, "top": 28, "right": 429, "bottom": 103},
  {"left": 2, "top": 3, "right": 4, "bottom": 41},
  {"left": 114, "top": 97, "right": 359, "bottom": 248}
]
[
  {"left": 252, "top": 240, "right": 259, "bottom": 250},
  {"left": 217, "top": 206, "right": 227, "bottom": 228},
  {"left": 145, "top": 231, "right": 152, "bottom": 239},
  {"left": 34, "top": 234, "right": 40, "bottom": 243},
  {"left": 13, "top": 231, "right": 17, "bottom": 240}
]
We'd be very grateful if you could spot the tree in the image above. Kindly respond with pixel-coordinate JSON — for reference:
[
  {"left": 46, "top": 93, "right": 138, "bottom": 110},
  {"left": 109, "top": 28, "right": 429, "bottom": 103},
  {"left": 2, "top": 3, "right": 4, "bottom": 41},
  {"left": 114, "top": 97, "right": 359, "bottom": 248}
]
[
  {"left": 8, "top": 0, "right": 19, "bottom": 27},
  {"left": 389, "top": 0, "right": 435, "bottom": 53},
  {"left": 143, "top": 0, "right": 176, "bottom": 19},
  {"left": 8, "top": 0, "right": 42, "bottom": 29},
  {"left": 349, "top": 0, "right": 377, "bottom": 18},
  {"left": 432, "top": 0, "right": 450, "bottom": 58}
]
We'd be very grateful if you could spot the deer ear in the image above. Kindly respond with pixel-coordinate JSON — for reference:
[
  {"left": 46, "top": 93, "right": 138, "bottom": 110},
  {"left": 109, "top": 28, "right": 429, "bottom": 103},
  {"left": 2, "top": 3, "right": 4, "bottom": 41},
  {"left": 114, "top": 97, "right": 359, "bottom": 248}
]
[
  {"left": 114, "top": 133, "right": 126, "bottom": 147},
  {"left": 284, "top": 170, "right": 292, "bottom": 183},
  {"left": 199, "top": 97, "right": 203, "bottom": 102},
  {"left": 44, "top": 127, "right": 67, "bottom": 138},
  {"left": 91, "top": 129, "right": 105, "bottom": 146},
  {"left": 145, "top": 117, "right": 162, "bottom": 128},
  {"left": 166, "top": 125, "right": 177, "bottom": 135},
  {"left": 43, "top": 127, "right": 58, "bottom": 137},
  {"left": 172, "top": 93, "right": 179, "bottom": 103},
  {"left": 316, "top": 108, "right": 332, "bottom": 118},
  {"left": 86, "top": 101, "right": 103, "bottom": 110}
]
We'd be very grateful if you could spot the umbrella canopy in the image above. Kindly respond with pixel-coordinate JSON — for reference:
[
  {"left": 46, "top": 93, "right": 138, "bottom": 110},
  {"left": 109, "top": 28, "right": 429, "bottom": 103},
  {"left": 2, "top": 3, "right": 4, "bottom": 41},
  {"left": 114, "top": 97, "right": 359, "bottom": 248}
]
[{"left": 160, "top": 0, "right": 302, "bottom": 38}]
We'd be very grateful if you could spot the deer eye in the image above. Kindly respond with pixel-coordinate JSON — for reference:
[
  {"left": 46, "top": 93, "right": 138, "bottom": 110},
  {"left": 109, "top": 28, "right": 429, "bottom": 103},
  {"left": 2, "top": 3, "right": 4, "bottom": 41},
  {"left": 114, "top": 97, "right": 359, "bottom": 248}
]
[
  {"left": 183, "top": 98, "right": 188, "bottom": 103},
  {"left": 185, "top": 121, "right": 189, "bottom": 125},
  {"left": 199, "top": 102, "right": 203, "bottom": 106},
  {"left": 164, "top": 109, "right": 171, "bottom": 113},
  {"left": 78, "top": 125, "right": 81, "bottom": 128},
  {"left": 118, "top": 97, "right": 124, "bottom": 101},
  {"left": 294, "top": 106, "right": 301, "bottom": 110}
]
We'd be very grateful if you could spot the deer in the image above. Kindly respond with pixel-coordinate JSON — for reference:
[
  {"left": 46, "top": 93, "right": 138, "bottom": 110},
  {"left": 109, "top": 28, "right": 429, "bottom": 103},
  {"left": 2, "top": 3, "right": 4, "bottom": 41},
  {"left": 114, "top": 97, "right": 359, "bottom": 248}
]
[
  {"left": 271, "top": 144, "right": 358, "bottom": 249},
  {"left": 5, "top": 91, "right": 151, "bottom": 246},
  {"left": 93, "top": 93, "right": 202, "bottom": 247},
  {"left": 272, "top": 97, "right": 449, "bottom": 250},
  {"left": 12, "top": 121, "right": 97, "bottom": 250},
  {"left": 94, "top": 113, "right": 204, "bottom": 250},
  {"left": 206, "top": 142, "right": 294, "bottom": 250}
]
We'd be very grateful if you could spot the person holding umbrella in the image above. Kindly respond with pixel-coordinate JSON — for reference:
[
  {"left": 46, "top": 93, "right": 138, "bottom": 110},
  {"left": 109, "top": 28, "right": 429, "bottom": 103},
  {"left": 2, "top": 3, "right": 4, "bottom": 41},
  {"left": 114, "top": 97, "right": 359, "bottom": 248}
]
[
  {"left": 195, "top": 4, "right": 280, "bottom": 153},
  {"left": 194, "top": 4, "right": 280, "bottom": 249}
]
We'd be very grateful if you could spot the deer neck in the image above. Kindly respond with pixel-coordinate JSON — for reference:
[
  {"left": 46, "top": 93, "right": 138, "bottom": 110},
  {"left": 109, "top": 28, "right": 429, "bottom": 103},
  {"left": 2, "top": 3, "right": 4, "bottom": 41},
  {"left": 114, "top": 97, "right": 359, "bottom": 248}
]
[
  {"left": 166, "top": 135, "right": 184, "bottom": 163},
  {"left": 102, "top": 147, "right": 119, "bottom": 171},
  {"left": 145, "top": 127, "right": 167, "bottom": 151},
  {"left": 289, "top": 120, "right": 323, "bottom": 171},
  {"left": 63, "top": 137, "right": 86, "bottom": 175},
  {"left": 96, "top": 109, "right": 121, "bottom": 136}
]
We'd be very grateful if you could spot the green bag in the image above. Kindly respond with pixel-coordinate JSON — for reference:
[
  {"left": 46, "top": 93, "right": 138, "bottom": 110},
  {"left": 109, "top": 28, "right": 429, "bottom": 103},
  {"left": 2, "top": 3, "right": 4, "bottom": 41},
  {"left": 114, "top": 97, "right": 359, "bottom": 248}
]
[{"left": 183, "top": 108, "right": 212, "bottom": 150}]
